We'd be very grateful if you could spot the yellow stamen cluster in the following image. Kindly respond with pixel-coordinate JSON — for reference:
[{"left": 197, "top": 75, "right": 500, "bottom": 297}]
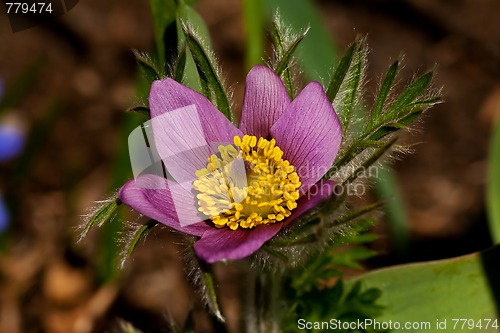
[{"left": 193, "top": 135, "right": 301, "bottom": 230}]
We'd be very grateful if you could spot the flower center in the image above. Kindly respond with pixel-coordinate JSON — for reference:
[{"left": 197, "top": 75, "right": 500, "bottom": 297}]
[{"left": 193, "top": 135, "right": 301, "bottom": 230}]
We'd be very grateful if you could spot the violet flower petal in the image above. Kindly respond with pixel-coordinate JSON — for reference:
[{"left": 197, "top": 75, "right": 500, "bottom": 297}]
[
  {"left": 148, "top": 79, "right": 243, "bottom": 183},
  {"left": 270, "top": 82, "right": 341, "bottom": 194},
  {"left": 0, "top": 126, "right": 24, "bottom": 162},
  {"left": 194, "top": 223, "right": 282, "bottom": 263},
  {"left": 239, "top": 66, "right": 291, "bottom": 138},
  {"left": 118, "top": 174, "right": 211, "bottom": 237},
  {"left": 194, "top": 180, "right": 335, "bottom": 263}
]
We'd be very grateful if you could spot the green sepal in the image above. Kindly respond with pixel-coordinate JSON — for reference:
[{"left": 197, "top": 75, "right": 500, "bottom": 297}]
[
  {"left": 181, "top": 22, "right": 233, "bottom": 122},
  {"left": 126, "top": 220, "right": 159, "bottom": 258},
  {"left": 126, "top": 104, "right": 150, "bottom": 118},
  {"left": 80, "top": 197, "right": 121, "bottom": 240},
  {"left": 132, "top": 49, "right": 162, "bottom": 85},
  {"left": 199, "top": 262, "right": 225, "bottom": 322},
  {"left": 173, "top": 44, "right": 188, "bottom": 83}
]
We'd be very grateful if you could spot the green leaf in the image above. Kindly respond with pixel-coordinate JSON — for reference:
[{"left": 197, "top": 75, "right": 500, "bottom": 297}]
[
  {"left": 384, "top": 71, "right": 433, "bottom": 120},
  {"left": 201, "top": 266, "right": 225, "bottom": 322},
  {"left": 326, "top": 42, "right": 357, "bottom": 103},
  {"left": 340, "top": 41, "right": 365, "bottom": 134},
  {"left": 372, "top": 60, "right": 399, "bottom": 123},
  {"left": 149, "top": 0, "right": 176, "bottom": 72},
  {"left": 274, "top": 28, "right": 308, "bottom": 79},
  {"left": 80, "top": 198, "right": 121, "bottom": 240},
  {"left": 487, "top": 118, "right": 500, "bottom": 243},
  {"left": 348, "top": 245, "right": 500, "bottom": 331},
  {"left": 270, "top": 15, "right": 310, "bottom": 99},
  {"left": 175, "top": 3, "right": 210, "bottom": 92},
  {"left": 331, "top": 247, "right": 377, "bottom": 269},
  {"left": 181, "top": 23, "right": 233, "bottom": 122},
  {"left": 126, "top": 220, "right": 159, "bottom": 258}
]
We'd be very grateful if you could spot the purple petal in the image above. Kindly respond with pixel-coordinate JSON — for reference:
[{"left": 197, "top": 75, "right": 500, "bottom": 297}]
[
  {"left": 118, "top": 175, "right": 211, "bottom": 237},
  {"left": 0, "top": 126, "right": 24, "bottom": 162},
  {"left": 270, "top": 82, "right": 342, "bottom": 194},
  {"left": 239, "top": 66, "right": 291, "bottom": 138},
  {"left": 149, "top": 78, "right": 242, "bottom": 144},
  {"left": 148, "top": 79, "right": 243, "bottom": 183},
  {"left": 194, "top": 223, "right": 282, "bottom": 263},
  {"left": 194, "top": 180, "right": 335, "bottom": 263}
]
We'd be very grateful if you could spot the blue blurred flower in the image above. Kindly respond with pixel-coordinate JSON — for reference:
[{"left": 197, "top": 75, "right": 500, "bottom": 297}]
[{"left": 0, "top": 79, "right": 25, "bottom": 231}]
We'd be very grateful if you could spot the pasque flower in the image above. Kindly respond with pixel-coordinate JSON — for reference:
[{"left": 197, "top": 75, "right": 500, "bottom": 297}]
[{"left": 119, "top": 65, "right": 342, "bottom": 263}]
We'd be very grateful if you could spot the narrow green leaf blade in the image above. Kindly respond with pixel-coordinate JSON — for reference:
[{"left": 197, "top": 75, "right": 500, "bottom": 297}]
[
  {"left": 386, "top": 71, "right": 433, "bottom": 120},
  {"left": 372, "top": 60, "right": 399, "bottom": 121},
  {"left": 202, "top": 269, "right": 225, "bottom": 322},
  {"left": 274, "top": 30, "right": 308, "bottom": 78},
  {"left": 348, "top": 246, "right": 500, "bottom": 331},
  {"left": 271, "top": 18, "right": 296, "bottom": 98},
  {"left": 487, "top": 118, "right": 500, "bottom": 243},
  {"left": 326, "top": 42, "right": 356, "bottom": 103},
  {"left": 126, "top": 220, "right": 159, "bottom": 258},
  {"left": 340, "top": 42, "right": 365, "bottom": 134},
  {"left": 81, "top": 198, "right": 121, "bottom": 240},
  {"left": 182, "top": 24, "right": 233, "bottom": 122}
]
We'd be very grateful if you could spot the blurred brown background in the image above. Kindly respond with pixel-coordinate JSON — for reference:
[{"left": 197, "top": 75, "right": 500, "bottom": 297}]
[{"left": 0, "top": 0, "right": 499, "bottom": 332}]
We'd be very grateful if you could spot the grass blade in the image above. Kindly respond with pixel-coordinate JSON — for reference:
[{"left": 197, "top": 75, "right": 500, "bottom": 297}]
[
  {"left": 487, "top": 118, "right": 500, "bottom": 243},
  {"left": 243, "top": 0, "right": 265, "bottom": 69}
]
